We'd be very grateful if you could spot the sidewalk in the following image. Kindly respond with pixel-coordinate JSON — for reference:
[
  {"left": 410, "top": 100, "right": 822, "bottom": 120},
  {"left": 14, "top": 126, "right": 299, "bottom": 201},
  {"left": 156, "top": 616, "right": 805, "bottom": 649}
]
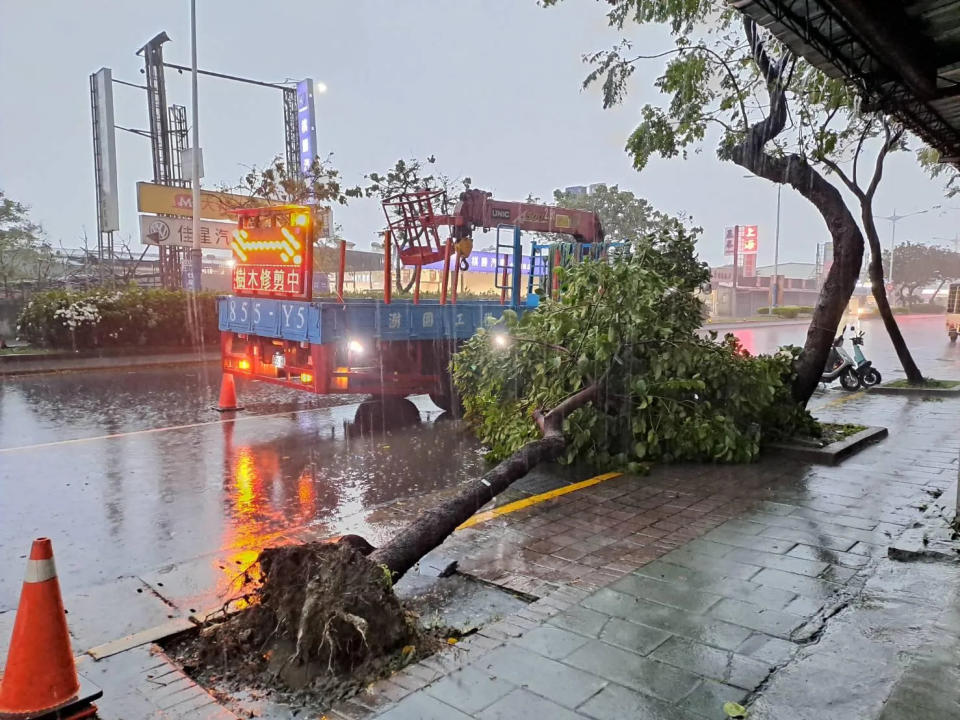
[
  {"left": 324, "top": 391, "right": 960, "bottom": 720},
  {"left": 17, "top": 390, "right": 956, "bottom": 719},
  {"left": 0, "top": 346, "right": 219, "bottom": 375}
]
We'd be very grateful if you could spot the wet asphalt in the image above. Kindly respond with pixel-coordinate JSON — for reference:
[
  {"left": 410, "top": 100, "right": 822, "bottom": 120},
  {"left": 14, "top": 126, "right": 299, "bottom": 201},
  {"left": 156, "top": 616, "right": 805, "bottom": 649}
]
[{"left": 0, "top": 316, "right": 956, "bottom": 615}]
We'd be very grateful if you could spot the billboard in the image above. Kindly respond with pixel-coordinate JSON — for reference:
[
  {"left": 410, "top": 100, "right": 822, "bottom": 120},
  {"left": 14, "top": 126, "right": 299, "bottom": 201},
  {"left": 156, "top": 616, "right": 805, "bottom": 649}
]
[
  {"left": 139, "top": 215, "right": 234, "bottom": 249},
  {"left": 724, "top": 225, "right": 759, "bottom": 255},
  {"left": 297, "top": 79, "right": 318, "bottom": 174},
  {"left": 91, "top": 68, "right": 120, "bottom": 232},
  {"left": 136, "top": 182, "right": 266, "bottom": 221},
  {"left": 231, "top": 208, "right": 313, "bottom": 300}
]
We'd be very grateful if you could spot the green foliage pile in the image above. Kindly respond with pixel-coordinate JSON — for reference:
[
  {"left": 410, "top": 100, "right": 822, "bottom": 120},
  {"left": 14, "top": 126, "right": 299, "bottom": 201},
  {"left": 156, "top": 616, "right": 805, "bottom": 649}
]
[
  {"left": 453, "top": 229, "right": 816, "bottom": 470},
  {"left": 17, "top": 287, "right": 218, "bottom": 350}
]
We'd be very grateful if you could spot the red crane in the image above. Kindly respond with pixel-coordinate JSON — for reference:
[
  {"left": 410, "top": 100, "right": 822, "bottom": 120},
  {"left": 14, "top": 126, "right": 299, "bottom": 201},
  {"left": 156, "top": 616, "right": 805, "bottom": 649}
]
[{"left": 382, "top": 188, "right": 604, "bottom": 267}]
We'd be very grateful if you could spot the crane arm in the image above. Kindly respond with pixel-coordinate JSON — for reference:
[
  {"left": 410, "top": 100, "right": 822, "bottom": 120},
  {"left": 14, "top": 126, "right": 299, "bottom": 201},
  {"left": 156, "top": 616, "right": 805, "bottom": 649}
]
[{"left": 452, "top": 189, "right": 603, "bottom": 243}]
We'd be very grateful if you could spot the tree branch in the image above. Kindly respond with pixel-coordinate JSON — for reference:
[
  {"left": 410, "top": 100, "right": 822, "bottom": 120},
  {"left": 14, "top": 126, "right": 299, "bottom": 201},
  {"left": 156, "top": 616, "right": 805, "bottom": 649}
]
[
  {"left": 865, "top": 119, "right": 904, "bottom": 201},
  {"left": 820, "top": 156, "right": 863, "bottom": 199}
]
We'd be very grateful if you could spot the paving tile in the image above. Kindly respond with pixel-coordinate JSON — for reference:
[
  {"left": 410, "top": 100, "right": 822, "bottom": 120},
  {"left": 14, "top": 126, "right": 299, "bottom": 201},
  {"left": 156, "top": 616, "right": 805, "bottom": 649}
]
[
  {"left": 703, "top": 528, "right": 798, "bottom": 555},
  {"left": 658, "top": 548, "right": 762, "bottom": 581},
  {"left": 784, "top": 595, "right": 826, "bottom": 617},
  {"left": 650, "top": 636, "right": 772, "bottom": 690},
  {"left": 736, "top": 633, "right": 798, "bottom": 666},
  {"left": 476, "top": 644, "right": 605, "bottom": 709},
  {"left": 757, "top": 525, "right": 858, "bottom": 553},
  {"left": 607, "top": 573, "right": 723, "bottom": 613},
  {"left": 723, "top": 548, "right": 829, "bottom": 577},
  {"left": 511, "top": 625, "right": 590, "bottom": 659},
  {"left": 708, "top": 597, "right": 805, "bottom": 639},
  {"left": 377, "top": 692, "right": 473, "bottom": 720},
  {"left": 546, "top": 604, "right": 611, "bottom": 639},
  {"left": 786, "top": 543, "right": 869, "bottom": 568},
  {"left": 751, "top": 567, "right": 844, "bottom": 600},
  {"left": 820, "top": 564, "right": 860, "bottom": 584},
  {"left": 679, "top": 678, "right": 749, "bottom": 719},
  {"left": 634, "top": 561, "right": 797, "bottom": 610},
  {"left": 577, "top": 682, "right": 697, "bottom": 720},
  {"left": 477, "top": 688, "right": 583, "bottom": 720},
  {"left": 565, "top": 639, "right": 701, "bottom": 702},
  {"left": 424, "top": 665, "right": 516, "bottom": 715},
  {"left": 583, "top": 589, "right": 753, "bottom": 651},
  {"left": 598, "top": 617, "right": 671, "bottom": 655},
  {"left": 787, "top": 506, "right": 879, "bottom": 530}
]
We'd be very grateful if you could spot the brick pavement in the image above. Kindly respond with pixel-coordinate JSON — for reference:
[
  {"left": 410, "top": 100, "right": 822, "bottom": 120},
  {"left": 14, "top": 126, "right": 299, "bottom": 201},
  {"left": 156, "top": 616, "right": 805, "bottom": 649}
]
[{"left": 328, "top": 392, "right": 959, "bottom": 720}]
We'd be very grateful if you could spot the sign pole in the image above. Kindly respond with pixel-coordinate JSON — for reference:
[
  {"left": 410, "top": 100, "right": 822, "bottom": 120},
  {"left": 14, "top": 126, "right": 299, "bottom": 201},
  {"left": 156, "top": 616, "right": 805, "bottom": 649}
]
[
  {"left": 732, "top": 225, "right": 739, "bottom": 319},
  {"left": 190, "top": 0, "right": 202, "bottom": 292}
]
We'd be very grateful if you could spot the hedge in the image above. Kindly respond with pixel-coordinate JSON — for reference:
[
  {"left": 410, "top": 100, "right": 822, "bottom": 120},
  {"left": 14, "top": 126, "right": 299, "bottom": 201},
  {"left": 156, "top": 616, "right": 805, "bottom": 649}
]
[
  {"left": 17, "top": 287, "right": 219, "bottom": 350},
  {"left": 756, "top": 305, "right": 812, "bottom": 319}
]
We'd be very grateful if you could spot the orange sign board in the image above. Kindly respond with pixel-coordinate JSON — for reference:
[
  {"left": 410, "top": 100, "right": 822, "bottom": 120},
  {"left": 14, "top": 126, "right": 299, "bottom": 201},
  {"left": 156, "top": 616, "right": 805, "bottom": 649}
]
[
  {"left": 136, "top": 182, "right": 266, "bottom": 221},
  {"left": 232, "top": 207, "right": 313, "bottom": 300}
]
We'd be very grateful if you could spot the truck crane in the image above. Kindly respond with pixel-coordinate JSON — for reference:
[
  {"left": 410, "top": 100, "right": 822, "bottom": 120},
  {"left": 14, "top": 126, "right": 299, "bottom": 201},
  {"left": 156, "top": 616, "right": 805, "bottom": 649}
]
[{"left": 216, "top": 189, "right": 607, "bottom": 420}]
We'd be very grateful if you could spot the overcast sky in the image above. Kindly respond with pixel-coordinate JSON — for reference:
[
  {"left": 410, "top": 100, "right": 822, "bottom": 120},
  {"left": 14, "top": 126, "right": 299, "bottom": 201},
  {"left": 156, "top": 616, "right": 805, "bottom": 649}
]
[{"left": 2, "top": 0, "right": 958, "bottom": 270}]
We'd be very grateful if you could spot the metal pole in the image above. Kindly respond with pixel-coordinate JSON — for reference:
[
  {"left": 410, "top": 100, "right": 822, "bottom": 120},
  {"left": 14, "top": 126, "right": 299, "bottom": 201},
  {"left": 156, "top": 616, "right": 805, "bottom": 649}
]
[
  {"left": 888, "top": 211, "right": 897, "bottom": 288},
  {"left": 190, "top": 0, "right": 202, "bottom": 292},
  {"left": 773, "top": 185, "right": 781, "bottom": 308},
  {"left": 731, "top": 225, "right": 739, "bottom": 319}
]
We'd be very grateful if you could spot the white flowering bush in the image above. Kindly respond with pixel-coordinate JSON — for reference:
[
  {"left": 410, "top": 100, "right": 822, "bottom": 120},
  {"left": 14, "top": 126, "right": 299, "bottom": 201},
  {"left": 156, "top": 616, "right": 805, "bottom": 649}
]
[{"left": 17, "top": 287, "right": 218, "bottom": 349}]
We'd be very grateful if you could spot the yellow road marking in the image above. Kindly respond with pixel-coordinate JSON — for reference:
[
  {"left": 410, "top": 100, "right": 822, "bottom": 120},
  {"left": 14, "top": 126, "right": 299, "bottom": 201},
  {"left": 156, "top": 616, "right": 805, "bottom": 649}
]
[
  {"left": 810, "top": 389, "right": 864, "bottom": 412},
  {"left": 0, "top": 405, "right": 334, "bottom": 454},
  {"left": 457, "top": 471, "right": 623, "bottom": 530}
]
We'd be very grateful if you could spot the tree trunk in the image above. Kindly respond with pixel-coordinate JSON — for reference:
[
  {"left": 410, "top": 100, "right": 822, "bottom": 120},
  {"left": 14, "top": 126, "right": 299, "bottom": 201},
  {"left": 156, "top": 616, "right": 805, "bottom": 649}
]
[
  {"left": 725, "top": 25, "right": 864, "bottom": 405},
  {"left": 368, "top": 435, "right": 566, "bottom": 578},
  {"left": 862, "top": 211, "right": 924, "bottom": 383},
  {"left": 369, "top": 383, "right": 598, "bottom": 580},
  {"left": 930, "top": 279, "right": 947, "bottom": 305},
  {"left": 727, "top": 150, "right": 863, "bottom": 404}
]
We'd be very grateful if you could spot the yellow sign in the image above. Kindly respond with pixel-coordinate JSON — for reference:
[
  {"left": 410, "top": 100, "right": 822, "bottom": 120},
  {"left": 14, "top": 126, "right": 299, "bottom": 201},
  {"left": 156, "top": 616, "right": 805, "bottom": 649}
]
[{"left": 136, "top": 182, "right": 266, "bottom": 221}]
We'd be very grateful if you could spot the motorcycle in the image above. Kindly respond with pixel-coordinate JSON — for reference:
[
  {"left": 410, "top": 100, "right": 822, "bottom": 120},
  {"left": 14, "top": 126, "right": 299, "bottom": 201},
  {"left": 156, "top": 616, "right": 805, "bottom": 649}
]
[
  {"left": 821, "top": 326, "right": 862, "bottom": 391},
  {"left": 850, "top": 328, "right": 881, "bottom": 386}
]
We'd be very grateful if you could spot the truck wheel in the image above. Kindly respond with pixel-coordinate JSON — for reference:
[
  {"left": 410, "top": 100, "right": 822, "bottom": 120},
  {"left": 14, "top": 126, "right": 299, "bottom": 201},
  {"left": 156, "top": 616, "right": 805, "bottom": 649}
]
[{"left": 429, "top": 389, "right": 464, "bottom": 417}]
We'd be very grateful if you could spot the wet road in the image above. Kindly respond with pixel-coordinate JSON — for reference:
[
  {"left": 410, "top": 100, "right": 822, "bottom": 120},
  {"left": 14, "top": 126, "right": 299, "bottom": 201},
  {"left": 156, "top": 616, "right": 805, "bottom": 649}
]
[
  {"left": 0, "top": 368, "right": 483, "bottom": 611},
  {"left": 0, "top": 315, "right": 956, "bottom": 615},
  {"left": 721, "top": 315, "right": 960, "bottom": 383}
]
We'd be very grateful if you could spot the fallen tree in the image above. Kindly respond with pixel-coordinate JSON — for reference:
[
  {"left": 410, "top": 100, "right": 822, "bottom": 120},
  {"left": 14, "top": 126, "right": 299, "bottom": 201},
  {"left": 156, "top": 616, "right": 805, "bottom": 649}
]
[{"left": 183, "top": 218, "right": 818, "bottom": 703}]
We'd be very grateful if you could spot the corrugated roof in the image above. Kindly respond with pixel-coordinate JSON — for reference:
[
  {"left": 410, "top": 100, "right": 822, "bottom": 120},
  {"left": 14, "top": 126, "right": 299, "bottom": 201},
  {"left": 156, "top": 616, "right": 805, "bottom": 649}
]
[{"left": 732, "top": 0, "right": 960, "bottom": 166}]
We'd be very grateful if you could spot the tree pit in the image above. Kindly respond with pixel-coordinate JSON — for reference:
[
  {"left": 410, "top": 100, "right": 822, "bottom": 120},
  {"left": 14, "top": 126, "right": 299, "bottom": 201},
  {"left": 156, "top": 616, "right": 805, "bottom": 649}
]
[{"left": 167, "top": 541, "right": 446, "bottom": 708}]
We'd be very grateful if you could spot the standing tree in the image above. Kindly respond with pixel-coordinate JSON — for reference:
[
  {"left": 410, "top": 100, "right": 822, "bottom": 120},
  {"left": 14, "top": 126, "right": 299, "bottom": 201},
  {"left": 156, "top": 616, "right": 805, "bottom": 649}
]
[
  {"left": 544, "top": 0, "right": 939, "bottom": 394},
  {"left": 362, "top": 156, "right": 472, "bottom": 293},
  {"left": 0, "top": 191, "right": 52, "bottom": 297},
  {"left": 552, "top": 184, "right": 698, "bottom": 243},
  {"left": 886, "top": 243, "right": 960, "bottom": 306}
]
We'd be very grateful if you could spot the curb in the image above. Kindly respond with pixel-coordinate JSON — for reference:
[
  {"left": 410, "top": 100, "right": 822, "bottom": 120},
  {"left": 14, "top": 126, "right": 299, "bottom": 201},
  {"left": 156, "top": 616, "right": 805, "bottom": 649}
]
[
  {"left": 766, "top": 425, "right": 888, "bottom": 466},
  {"left": 0, "top": 351, "right": 220, "bottom": 377},
  {"left": 869, "top": 384, "right": 960, "bottom": 398}
]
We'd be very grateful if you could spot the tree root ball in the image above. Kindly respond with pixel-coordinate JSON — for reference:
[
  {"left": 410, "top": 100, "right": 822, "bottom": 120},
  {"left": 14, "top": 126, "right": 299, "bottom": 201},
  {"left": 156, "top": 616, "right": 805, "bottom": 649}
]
[{"left": 191, "top": 542, "right": 417, "bottom": 691}]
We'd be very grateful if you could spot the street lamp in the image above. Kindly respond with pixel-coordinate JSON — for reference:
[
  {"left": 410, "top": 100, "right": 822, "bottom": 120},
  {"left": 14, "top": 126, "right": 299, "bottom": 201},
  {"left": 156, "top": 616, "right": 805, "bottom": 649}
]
[
  {"left": 743, "top": 176, "right": 782, "bottom": 307},
  {"left": 874, "top": 206, "right": 939, "bottom": 286},
  {"left": 189, "top": 0, "right": 202, "bottom": 292}
]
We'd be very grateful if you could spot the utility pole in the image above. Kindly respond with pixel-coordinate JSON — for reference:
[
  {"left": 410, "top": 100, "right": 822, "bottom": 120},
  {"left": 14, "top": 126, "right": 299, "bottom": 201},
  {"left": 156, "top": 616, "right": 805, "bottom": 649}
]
[
  {"left": 773, "top": 185, "right": 781, "bottom": 308},
  {"left": 731, "top": 224, "right": 739, "bottom": 319},
  {"left": 190, "top": 0, "right": 202, "bottom": 292}
]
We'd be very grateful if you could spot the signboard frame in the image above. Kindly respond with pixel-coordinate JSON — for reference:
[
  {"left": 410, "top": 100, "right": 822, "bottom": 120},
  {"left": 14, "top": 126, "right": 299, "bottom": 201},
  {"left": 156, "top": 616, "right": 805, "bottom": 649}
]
[
  {"left": 138, "top": 215, "right": 235, "bottom": 249},
  {"left": 231, "top": 206, "right": 315, "bottom": 302}
]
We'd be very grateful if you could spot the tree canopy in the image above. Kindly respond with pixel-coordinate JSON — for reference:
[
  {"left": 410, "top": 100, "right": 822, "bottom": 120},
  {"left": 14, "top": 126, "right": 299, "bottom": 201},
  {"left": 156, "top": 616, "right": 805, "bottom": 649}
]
[
  {"left": 0, "top": 191, "right": 52, "bottom": 295},
  {"left": 453, "top": 222, "right": 815, "bottom": 469},
  {"left": 543, "top": 0, "right": 936, "bottom": 393},
  {"left": 552, "top": 184, "right": 697, "bottom": 245}
]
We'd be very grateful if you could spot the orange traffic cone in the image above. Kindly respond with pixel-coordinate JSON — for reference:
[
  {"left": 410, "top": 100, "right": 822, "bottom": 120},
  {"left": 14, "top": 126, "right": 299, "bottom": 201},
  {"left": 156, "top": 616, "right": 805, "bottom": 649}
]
[
  {"left": 0, "top": 538, "right": 101, "bottom": 719},
  {"left": 215, "top": 373, "right": 244, "bottom": 412}
]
